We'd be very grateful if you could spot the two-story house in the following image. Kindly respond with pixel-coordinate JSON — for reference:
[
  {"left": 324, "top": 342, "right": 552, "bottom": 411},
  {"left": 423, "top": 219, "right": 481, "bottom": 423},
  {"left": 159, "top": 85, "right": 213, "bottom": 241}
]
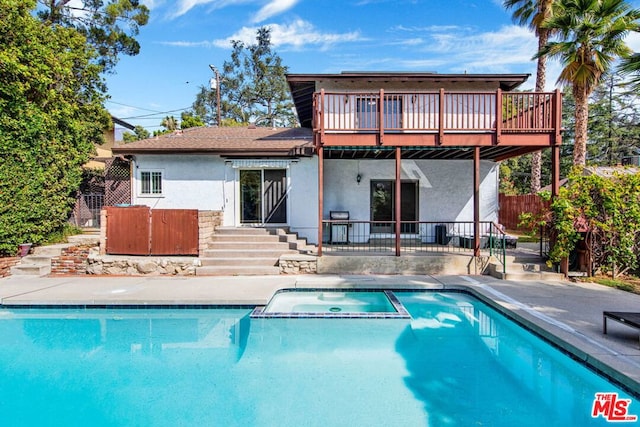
[{"left": 112, "top": 71, "right": 562, "bottom": 273}]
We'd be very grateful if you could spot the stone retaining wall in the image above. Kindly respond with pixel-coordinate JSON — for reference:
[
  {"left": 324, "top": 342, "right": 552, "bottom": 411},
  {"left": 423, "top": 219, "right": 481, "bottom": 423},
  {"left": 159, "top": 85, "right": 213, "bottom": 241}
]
[
  {"left": 279, "top": 255, "right": 317, "bottom": 274},
  {"left": 86, "top": 251, "right": 199, "bottom": 276},
  {"left": 0, "top": 257, "right": 20, "bottom": 277}
]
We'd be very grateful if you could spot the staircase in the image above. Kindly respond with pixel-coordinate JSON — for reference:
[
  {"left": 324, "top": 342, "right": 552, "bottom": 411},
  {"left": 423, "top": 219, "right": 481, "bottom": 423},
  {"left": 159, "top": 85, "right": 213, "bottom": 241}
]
[
  {"left": 197, "top": 227, "right": 314, "bottom": 276},
  {"left": 10, "top": 234, "right": 100, "bottom": 276},
  {"left": 488, "top": 242, "right": 564, "bottom": 281}
]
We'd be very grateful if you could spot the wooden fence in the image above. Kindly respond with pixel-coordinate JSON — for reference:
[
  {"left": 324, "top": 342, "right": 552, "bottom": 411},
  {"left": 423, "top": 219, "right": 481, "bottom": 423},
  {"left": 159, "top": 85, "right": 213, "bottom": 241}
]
[
  {"left": 105, "top": 206, "right": 198, "bottom": 255},
  {"left": 499, "top": 194, "right": 550, "bottom": 231}
]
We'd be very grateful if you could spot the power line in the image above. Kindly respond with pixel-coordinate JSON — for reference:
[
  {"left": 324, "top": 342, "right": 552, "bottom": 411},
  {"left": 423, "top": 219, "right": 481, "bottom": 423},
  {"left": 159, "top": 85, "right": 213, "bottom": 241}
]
[
  {"left": 106, "top": 100, "right": 164, "bottom": 113},
  {"left": 106, "top": 100, "right": 192, "bottom": 119},
  {"left": 121, "top": 107, "right": 192, "bottom": 120}
]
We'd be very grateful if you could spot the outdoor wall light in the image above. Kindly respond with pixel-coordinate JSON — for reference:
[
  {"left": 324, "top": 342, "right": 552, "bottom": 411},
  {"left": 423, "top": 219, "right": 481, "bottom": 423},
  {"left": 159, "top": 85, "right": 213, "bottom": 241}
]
[{"left": 356, "top": 174, "right": 362, "bottom": 184}]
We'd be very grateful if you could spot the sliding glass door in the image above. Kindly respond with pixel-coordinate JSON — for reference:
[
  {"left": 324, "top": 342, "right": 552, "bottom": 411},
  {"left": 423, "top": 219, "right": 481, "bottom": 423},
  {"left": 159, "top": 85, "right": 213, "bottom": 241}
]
[{"left": 240, "top": 169, "right": 287, "bottom": 224}]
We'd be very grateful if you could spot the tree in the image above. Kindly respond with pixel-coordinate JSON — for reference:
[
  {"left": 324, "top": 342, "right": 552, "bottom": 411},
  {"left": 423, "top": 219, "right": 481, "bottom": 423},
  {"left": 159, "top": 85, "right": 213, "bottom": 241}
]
[
  {"left": 538, "top": 0, "right": 640, "bottom": 167},
  {"left": 37, "top": 0, "right": 149, "bottom": 71},
  {"left": 192, "top": 85, "right": 218, "bottom": 126},
  {"left": 160, "top": 116, "right": 178, "bottom": 132},
  {"left": 122, "top": 125, "right": 150, "bottom": 142},
  {"left": 504, "top": 0, "right": 557, "bottom": 192},
  {"left": 587, "top": 72, "right": 640, "bottom": 164},
  {"left": 180, "top": 111, "right": 205, "bottom": 129},
  {"left": 0, "top": 0, "right": 110, "bottom": 254},
  {"left": 194, "top": 27, "right": 297, "bottom": 127},
  {"left": 619, "top": 52, "right": 640, "bottom": 91}
]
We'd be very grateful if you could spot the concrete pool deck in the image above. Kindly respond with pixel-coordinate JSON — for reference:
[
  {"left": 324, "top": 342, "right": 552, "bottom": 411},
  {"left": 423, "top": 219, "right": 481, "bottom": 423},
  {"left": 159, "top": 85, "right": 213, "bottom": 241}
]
[{"left": 1, "top": 273, "right": 639, "bottom": 395}]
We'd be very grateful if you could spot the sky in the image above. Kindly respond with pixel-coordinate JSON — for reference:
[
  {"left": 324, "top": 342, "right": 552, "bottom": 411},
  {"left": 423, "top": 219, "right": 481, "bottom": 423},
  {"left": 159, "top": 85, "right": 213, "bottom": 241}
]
[{"left": 105, "top": 0, "right": 640, "bottom": 133}]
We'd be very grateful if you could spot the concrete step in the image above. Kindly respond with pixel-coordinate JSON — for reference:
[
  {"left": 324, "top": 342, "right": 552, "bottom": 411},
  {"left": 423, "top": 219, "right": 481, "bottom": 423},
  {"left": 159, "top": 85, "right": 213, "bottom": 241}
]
[
  {"left": 67, "top": 234, "right": 100, "bottom": 245},
  {"left": 215, "top": 227, "right": 284, "bottom": 235},
  {"left": 503, "top": 271, "right": 565, "bottom": 281},
  {"left": 10, "top": 263, "right": 51, "bottom": 276},
  {"left": 488, "top": 262, "right": 565, "bottom": 281},
  {"left": 199, "top": 257, "right": 279, "bottom": 267},
  {"left": 19, "top": 255, "right": 53, "bottom": 266},
  {"left": 33, "top": 243, "right": 72, "bottom": 256},
  {"left": 211, "top": 234, "right": 287, "bottom": 243},
  {"left": 202, "top": 249, "right": 296, "bottom": 258},
  {"left": 209, "top": 241, "right": 293, "bottom": 250},
  {"left": 196, "top": 265, "right": 280, "bottom": 276}
]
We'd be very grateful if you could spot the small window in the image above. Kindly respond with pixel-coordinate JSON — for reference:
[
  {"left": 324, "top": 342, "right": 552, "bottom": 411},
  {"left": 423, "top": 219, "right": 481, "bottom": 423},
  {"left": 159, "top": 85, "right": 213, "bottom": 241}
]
[{"left": 140, "top": 170, "right": 163, "bottom": 195}]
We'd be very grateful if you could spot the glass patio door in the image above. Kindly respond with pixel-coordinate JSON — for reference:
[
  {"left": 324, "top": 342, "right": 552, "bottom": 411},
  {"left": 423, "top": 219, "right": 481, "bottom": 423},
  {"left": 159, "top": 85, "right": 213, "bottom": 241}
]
[
  {"left": 240, "top": 169, "right": 287, "bottom": 224},
  {"left": 370, "top": 180, "right": 417, "bottom": 233}
]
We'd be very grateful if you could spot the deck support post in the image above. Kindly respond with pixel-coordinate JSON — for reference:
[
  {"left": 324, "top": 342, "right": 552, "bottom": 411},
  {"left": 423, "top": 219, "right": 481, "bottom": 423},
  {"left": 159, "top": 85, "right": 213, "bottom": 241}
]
[
  {"left": 473, "top": 146, "right": 480, "bottom": 257},
  {"left": 395, "top": 146, "right": 401, "bottom": 256},
  {"left": 495, "top": 89, "right": 502, "bottom": 145},
  {"left": 551, "top": 144, "right": 560, "bottom": 198},
  {"left": 318, "top": 146, "right": 324, "bottom": 257},
  {"left": 379, "top": 89, "right": 385, "bottom": 146}
]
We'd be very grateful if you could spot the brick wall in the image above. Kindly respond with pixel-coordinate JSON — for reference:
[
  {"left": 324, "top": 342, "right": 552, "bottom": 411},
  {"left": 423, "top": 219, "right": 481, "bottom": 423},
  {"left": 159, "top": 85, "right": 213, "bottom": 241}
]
[
  {"left": 51, "top": 246, "right": 92, "bottom": 275},
  {"left": 0, "top": 257, "right": 20, "bottom": 277}
]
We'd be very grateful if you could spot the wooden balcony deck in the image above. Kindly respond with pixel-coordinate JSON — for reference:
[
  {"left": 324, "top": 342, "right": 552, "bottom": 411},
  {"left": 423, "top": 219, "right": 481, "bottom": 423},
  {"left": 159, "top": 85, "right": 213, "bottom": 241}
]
[{"left": 313, "top": 89, "right": 562, "bottom": 156}]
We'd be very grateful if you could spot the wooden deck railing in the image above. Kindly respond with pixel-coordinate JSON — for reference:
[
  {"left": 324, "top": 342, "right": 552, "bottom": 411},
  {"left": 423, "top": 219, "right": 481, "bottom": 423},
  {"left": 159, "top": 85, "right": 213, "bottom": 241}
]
[{"left": 314, "top": 90, "right": 559, "bottom": 134}]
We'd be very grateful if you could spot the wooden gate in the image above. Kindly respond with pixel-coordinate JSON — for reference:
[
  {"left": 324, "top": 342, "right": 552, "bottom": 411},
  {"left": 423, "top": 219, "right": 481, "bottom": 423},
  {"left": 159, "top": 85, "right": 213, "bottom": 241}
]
[
  {"left": 106, "top": 207, "right": 198, "bottom": 255},
  {"left": 150, "top": 209, "right": 198, "bottom": 255}
]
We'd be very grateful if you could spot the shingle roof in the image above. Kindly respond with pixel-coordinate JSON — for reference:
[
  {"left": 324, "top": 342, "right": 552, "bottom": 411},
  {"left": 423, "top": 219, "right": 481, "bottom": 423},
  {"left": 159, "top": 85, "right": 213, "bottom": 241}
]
[{"left": 111, "top": 126, "right": 314, "bottom": 156}]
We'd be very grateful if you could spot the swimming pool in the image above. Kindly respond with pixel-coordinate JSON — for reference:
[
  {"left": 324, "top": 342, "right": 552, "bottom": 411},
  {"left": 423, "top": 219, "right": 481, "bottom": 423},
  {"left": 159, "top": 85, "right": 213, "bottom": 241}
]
[{"left": 0, "top": 291, "right": 636, "bottom": 426}]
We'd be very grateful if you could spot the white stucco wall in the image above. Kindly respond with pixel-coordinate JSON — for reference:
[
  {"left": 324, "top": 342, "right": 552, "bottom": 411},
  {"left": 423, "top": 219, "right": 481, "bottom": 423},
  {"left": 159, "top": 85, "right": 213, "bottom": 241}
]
[
  {"left": 131, "top": 154, "right": 227, "bottom": 211},
  {"left": 130, "top": 154, "right": 320, "bottom": 244},
  {"left": 322, "top": 159, "right": 498, "bottom": 222},
  {"left": 129, "top": 154, "right": 496, "bottom": 245},
  {"left": 287, "top": 157, "right": 319, "bottom": 243}
]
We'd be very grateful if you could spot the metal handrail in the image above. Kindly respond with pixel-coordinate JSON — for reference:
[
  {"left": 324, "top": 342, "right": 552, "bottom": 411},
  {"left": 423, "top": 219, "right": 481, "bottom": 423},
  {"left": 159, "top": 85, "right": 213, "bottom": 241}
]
[{"left": 321, "top": 220, "right": 509, "bottom": 272}]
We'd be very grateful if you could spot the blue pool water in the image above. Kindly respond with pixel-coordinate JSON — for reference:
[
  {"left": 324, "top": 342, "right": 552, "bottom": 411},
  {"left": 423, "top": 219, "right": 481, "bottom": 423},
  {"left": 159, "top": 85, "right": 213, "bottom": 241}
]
[
  {"left": 262, "top": 290, "right": 398, "bottom": 313},
  {"left": 0, "top": 292, "right": 636, "bottom": 426}
]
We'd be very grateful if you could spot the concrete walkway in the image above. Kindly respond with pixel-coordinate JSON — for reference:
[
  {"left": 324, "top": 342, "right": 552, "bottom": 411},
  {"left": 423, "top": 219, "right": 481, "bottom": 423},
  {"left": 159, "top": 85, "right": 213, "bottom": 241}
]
[{"left": 1, "top": 273, "right": 639, "bottom": 395}]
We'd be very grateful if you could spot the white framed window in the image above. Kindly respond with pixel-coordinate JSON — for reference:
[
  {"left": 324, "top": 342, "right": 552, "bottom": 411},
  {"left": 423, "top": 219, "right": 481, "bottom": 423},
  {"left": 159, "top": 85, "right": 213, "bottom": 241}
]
[{"left": 139, "top": 170, "right": 163, "bottom": 196}]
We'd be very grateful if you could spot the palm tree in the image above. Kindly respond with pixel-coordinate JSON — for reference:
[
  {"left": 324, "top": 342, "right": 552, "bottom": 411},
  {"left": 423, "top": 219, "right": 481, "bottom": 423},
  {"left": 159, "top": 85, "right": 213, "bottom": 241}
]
[
  {"left": 619, "top": 52, "right": 640, "bottom": 90},
  {"left": 504, "top": 0, "right": 556, "bottom": 193},
  {"left": 538, "top": 0, "right": 640, "bottom": 167},
  {"left": 161, "top": 115, "right": 178, "bottom": 132}
]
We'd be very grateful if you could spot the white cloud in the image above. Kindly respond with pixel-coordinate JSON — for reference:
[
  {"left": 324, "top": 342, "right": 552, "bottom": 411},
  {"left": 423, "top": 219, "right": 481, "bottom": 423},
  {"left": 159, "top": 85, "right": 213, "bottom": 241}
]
[
  {"left": 160, "top": 40, "right": 215, "bottom": 47},
  {"left": 627, "top": 31, "right": 640, "bottom": 52},
  {"left": 211, "top": 19, "right": 363, "bottom": 50},
  {"left": 423, "top": 25, "right": 538, "bottom": 70},
  {"left": 252, "top": 0, "right": 299, "bottom": 23},
  {"left": 173, "top": 0, "right": 216, "bottom": 18},
  {"left": 170, "top": 0, "right": 252, "bottom": 19},
  {"left": 389, "top": 24, "right": 468, "bottom": 33}
]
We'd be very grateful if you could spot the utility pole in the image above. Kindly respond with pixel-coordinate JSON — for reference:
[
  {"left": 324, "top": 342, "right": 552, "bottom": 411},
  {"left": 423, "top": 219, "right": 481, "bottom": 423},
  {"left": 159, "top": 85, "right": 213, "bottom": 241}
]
[{"left": 209, "top": 65, "right": 221, "bottom": 126}]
